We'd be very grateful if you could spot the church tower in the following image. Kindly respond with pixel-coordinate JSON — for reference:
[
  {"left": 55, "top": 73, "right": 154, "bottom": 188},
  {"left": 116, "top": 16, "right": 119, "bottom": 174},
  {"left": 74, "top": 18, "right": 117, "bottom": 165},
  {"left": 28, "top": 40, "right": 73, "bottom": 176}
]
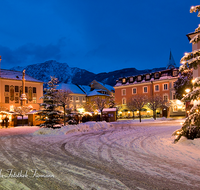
[{"left": 167, "top": 50, "right": 176, "bottom": 69}]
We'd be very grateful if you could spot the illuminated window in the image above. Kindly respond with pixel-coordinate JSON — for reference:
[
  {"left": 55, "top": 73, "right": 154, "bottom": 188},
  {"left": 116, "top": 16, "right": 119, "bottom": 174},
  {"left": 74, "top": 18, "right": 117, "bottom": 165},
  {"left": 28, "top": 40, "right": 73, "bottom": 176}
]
[
  {"left": 173, "top": 105, "right": 178, "bottom": 112},
  {"left": 122, "top": 98, "right": 126, "bottom": 105},
  {"left": 75, "top": 97, "right": 79, "bottom": 102},
  {"left": 163, "top": 94, "right": 168, "bottom": 102},
  {"left": 70, "top": 97, "right": 73, "bottom": 101},
  {"left": 122, "top": 78, "right": 126, "bottom": 83},
  {"left": 33, "top": 97, "right": 36, "bottom": 103},
  {"left": 82, "top": 97, "right": 86, "bottom": 102}
]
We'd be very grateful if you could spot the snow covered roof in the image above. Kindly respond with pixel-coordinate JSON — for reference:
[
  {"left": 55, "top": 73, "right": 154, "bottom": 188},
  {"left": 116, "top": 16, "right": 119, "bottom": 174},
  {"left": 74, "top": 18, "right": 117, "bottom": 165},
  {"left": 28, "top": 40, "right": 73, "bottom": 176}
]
[
  {"left": 87, "top": 89, "right": 110, "bottom": 97},
  {"left": 96, "top": 81, "right": 115, "bottom": 92},
  {"left": 0, "top": 69, "right": 43, "bottom": 83},
  {"left": 115, "top": 68, "right": 179, "bottom": 87},
  {"left": 103, "top": 108, "right": 117, "bottom": 112},
  {"left": 78, "top": 85, "right": 91, "bottom": 94},
  {"left": 57, "top": 83, "right": 86, "bottom": 95}
]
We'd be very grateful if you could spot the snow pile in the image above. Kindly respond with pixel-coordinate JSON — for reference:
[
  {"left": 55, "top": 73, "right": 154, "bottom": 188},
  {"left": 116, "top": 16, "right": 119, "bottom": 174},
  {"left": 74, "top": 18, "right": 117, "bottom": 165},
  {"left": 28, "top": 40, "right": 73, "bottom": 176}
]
[{"left": 33, "top": 121, "right": 113, "bottom": 136}]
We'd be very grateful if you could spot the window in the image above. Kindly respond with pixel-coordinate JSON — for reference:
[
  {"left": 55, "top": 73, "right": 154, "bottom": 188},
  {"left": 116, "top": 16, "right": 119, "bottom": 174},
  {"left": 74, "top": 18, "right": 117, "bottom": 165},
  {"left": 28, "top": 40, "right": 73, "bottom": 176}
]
[
  {"left": 70, "top": 97, "right": 73, "bottom": 101},
  {"left": 172, "top": 91, "right": 176, "bottom": 100},
  {"left": 122, "top": 89, "right": 126, "bottom": 96},
  {"left": 15, "top": 97, "right": 19, "bottom": 103},
  {"left": 173, "top": 105, "right": 178, "bottom": 112},
  {"left": 75, "top": 97, "right": 79, "bottom": 102},
  {"left": 15, "top": 86, "right": 19, "bottom": 92},
  {"left": 143, "top": 86, "right": 148, "bottom": 93},
  {"left": 82, "top": 97, "right": 86, "bottom": 102},
  {"left": 154, "top": 73, "right": 159, "bottom": 78},
  {"left": 122, "top": 98, "right": 126, "bottom": 105},
  {"left": 25, "top": 86, "right": 28, "bottom": 93},
  {"left": 122, "top": 78, "right": 126, "bottom": 83},
  {"left": 137, "top": 76, "right": 141, "bottom": 81},
  {"left": 163, "top": 94, "right": 168, "bottom": 102},
  {"left": 129, "top": 77, "right": 133, "bottom": 82},
  {"left": 33, "top": 87, "right": 36, "bottom": 93},
  {"left": 132, "top": 88, "right": 137, "bottom": 94},
  {"left": 146, "top": 74, "right": 150, "bottom": 80},
  {"left": 5, "top": 85, "right": 9, "bottom": 92},
  {"left": 163, "top": 83, "right": 168, "bottom": 90},
  {"left": 33, "top": 97, "right": 36, "bottom": 103},
  {"left": 154, "top": 85, "right": 159, "bottom": 92},
  {"left": 173, "top": 70, "right": 178, "bottom": 76},
  {"left": 5, "top": 97, "right": 9, "bottom": 103}
]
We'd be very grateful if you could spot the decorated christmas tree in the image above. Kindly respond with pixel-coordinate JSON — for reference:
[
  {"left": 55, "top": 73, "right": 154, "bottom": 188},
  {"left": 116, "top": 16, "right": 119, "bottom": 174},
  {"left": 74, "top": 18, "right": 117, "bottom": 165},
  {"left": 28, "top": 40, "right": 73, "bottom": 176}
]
[{"left": 173, "top": 5, "right": 200, "bottom": 142}]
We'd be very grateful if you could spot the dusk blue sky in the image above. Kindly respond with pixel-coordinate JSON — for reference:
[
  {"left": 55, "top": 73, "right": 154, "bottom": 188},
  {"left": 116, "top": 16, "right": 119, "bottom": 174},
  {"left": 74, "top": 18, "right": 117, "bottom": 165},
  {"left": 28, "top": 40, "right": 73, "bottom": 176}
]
[{"left": 0, "top": 0, "right": 199, "bottom": 73}]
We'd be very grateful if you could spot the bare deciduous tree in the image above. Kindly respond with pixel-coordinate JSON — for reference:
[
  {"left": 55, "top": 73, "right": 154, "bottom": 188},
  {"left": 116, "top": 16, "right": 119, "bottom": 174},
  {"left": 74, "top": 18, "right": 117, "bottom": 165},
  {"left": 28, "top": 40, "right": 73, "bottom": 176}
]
[
  {"left": 127, "top": 95, "right": 147, "bottom": 122},
  {"left": 93, "top": 97, "right": 107, "bottom": 119},
  {"left": 53, "top": 89, "right": 72, "bottom": 126},
  {"left": 147, "top": 95, "right": 166, "bottom": 120},
  {"left": 84, "top": 102, "right": 94, "bottom": 113}
]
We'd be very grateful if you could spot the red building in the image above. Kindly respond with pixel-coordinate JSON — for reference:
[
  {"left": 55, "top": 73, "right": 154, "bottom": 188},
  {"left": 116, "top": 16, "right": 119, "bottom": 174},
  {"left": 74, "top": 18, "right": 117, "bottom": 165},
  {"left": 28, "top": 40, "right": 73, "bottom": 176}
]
[{"left": 114, "top": 67, "right": 185, "bottom": 118}]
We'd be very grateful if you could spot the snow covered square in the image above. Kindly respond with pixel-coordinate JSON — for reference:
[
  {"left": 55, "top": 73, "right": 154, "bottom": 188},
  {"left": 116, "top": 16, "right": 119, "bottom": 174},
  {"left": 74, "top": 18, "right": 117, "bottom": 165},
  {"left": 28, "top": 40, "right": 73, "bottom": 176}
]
[{"left": 0, "top": 118, "right": 199, "bottom": 189}]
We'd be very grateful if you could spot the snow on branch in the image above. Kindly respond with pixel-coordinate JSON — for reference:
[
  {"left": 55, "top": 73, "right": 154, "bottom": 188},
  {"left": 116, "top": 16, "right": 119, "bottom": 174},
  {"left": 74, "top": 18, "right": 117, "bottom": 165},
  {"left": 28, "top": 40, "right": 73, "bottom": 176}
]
[
  {"left": 190, "top": 33, "right": 200, "bottom": 44},
  {"left": 190, "top": 5, "right": 200, "bottom": 17},
  {"left": 180, "top": 50, "right": 200, "bottom": 62},
  {"left": 182, "top": 88, "right": 200, "bottom": 101}
]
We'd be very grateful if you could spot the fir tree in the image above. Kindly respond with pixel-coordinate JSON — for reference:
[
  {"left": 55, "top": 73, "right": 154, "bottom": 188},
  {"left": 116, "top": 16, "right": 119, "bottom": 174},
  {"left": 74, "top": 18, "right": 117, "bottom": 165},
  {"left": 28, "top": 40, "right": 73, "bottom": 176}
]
[
  {"left": 174, "top": 69, "right": 193, "bottom": 100},
  {"left": 39, "top": 76, "right": 63, "bottom": 128},
  {"left": 173, "top": 5, "right": 200, "bottom": 142}
]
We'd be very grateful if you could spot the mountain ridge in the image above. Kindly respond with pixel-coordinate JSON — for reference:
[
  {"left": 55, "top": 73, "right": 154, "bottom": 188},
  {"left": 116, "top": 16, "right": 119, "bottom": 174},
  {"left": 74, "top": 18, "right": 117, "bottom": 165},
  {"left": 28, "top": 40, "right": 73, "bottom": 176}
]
[{"left": 10, "top": 60, "right": 166, "bottom": 86}]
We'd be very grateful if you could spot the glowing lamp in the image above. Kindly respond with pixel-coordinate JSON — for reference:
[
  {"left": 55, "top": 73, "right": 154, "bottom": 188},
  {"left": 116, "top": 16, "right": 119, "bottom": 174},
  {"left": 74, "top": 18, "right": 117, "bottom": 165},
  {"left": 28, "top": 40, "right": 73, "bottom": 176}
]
[{"left": 185, "top": 88, "right": 190, "bottom": 93}]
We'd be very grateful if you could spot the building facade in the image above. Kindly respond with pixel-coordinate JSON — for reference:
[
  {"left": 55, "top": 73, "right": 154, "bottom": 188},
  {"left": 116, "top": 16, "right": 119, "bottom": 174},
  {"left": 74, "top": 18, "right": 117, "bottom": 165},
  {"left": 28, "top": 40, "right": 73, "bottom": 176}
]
[
  {"left": 0, "top": 69, "right": 43, "bottom": 111},
  {"left": 114, "top": 68, "right": 185, "bottom": 118},
  {"left": 57, "top": 83, "right": 87, "bottom": 113}
]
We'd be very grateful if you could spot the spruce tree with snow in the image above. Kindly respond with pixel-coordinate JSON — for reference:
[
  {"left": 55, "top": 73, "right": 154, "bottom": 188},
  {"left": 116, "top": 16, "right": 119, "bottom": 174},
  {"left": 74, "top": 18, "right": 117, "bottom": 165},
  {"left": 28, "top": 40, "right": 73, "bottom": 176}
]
[
  {"left": 174, "top": 69, "right": 193, "bottom": 100},
  {"left": 39, "top": 76, "right": 63, "bottom": 128},
  {"left": 173, "top": 5, "right": 200, "bottom": 142}
]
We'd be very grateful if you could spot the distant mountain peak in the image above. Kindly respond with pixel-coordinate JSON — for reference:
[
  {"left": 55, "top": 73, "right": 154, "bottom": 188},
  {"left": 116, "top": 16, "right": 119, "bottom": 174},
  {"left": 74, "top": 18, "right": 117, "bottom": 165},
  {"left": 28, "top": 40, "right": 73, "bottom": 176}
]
[{"left": 9, "top": 61, "right": 166, "bottom": 86}]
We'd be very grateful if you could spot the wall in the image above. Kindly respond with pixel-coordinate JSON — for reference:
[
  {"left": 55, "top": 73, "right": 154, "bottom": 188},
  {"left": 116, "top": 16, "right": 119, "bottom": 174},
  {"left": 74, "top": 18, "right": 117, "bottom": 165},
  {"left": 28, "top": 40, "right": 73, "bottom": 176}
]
[{"left": 0, "top": 78, "right": 43, "bottom": 110}]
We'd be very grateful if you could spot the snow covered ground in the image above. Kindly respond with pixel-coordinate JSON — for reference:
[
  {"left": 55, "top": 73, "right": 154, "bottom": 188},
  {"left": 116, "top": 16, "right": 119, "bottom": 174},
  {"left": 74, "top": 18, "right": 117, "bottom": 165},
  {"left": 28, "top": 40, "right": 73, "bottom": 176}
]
[{"left": 0, "top": 118, "right": 200, "bottom": 189}]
